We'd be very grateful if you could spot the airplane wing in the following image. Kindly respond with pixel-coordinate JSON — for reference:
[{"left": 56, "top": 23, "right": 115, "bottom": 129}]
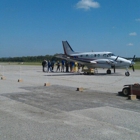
[
  {"left": 56, "top": 54, "right": 91, "bottom": 65},
  {"left": 55, "top": 54, "right": 75, "bottom": 62}
]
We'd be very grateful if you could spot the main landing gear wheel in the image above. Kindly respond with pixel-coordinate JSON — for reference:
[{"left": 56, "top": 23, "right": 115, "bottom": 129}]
[
  {"left": 107, "top": 69, "right": 111, "bottom": 74},
  {"left": 125, "top": 72, "right": 130, "bottom": 76},
  {"left": 122, "top": 87, "right": 130, "bottom": 96}
]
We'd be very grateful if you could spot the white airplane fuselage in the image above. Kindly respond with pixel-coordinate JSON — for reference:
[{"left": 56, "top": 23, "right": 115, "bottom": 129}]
[{"left": 69, "top": 52, "right": 132, "bottom": 68}]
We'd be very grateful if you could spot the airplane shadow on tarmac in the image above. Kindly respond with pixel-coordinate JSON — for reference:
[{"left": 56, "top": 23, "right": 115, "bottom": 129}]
[
  {"left": 44, "top": 72, "right": 123, "bottom": 76},
  {"left": 44, "top": 72, "right": 81, "bottom": 76}
]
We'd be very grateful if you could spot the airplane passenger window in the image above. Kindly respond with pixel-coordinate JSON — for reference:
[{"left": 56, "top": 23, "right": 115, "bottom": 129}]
[
  {"left": 103, "top": 54, "right": 106, "bottom": 57},
  {"left": 94, "top": 54, "right": 96, "bottom": 57},
  {"left": 98, "top": 54, "right": 100, "bottom": 57},
  {"left": 80, "top": 55, "right": 83, "bottom": 57},
  {"left": 86, "top": 54, "right": 88, "bottom": 57},
  {"left": 91, "top": 54, "right": 93, "bottom": 57}
]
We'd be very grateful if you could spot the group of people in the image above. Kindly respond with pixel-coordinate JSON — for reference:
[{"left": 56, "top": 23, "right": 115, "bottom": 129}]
[
  {"left": 42, "top": 60, "right": 54, "bottom": 72},
  {"left": 42, "top": 60, "right": 81, "bottom": 73}
]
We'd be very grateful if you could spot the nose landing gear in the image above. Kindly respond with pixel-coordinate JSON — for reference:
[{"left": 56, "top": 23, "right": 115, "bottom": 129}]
[
  {"left": 125, "top": 67, "right": 130, "bottom": 76},
  {"left": 125, "top": 71, "right": 130, "bottom": 76}
]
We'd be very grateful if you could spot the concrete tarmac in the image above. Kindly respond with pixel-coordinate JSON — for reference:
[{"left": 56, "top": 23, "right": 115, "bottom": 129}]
[{"left": 0, "top": 64, "right": 140, "bottom": 140}]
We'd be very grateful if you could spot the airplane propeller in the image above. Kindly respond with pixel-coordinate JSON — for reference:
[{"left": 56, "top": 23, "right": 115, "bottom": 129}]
[
  {"left": 130, "top": 63, "right": 135, "bottom": 72},
  {"left": 109, "top": 60, "right": 117, "bottom": 73},
  {"left": 113, "top": 66, "right": 115, "bottom": 73},
  {"left": 130, "top": 55, "right": 136, "bottom": 72},
  {"left": 115, "top": 56, "right": 119, "bottom": 61},
  {"left": 132, "top": 65, "right": 135, "bottom": 72},
  {"left": 111, "top": 65, "right": 116, "bottom": 73},
  {"left": 132, "top": 55, "right": 136, "bottom": 62}
]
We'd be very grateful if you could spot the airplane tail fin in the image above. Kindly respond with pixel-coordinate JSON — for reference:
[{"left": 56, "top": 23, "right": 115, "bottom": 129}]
[{"left": 62, "top": 41, "right": 74, "bottom": 55}]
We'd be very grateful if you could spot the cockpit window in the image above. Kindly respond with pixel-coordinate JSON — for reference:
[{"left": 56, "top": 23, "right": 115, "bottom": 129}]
[
  {"left": 107, "top": 53, "right": 115, "bottom": 57},
  {"left": 108, "top": 54, "right": 111, "bottom": 57}
]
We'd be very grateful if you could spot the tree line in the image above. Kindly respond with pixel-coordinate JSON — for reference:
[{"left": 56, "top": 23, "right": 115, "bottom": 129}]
[
  {"left": 0, "top": 54, "right": 60, "bottom": 62},
  {"left": 0, "top": 55, "right": 140, "bottom": 62}
]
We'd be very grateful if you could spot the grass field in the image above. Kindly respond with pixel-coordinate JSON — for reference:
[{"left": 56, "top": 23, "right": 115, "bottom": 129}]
[
  {"left": 0, "top": 61, "right": 140, "bottom": 70},
  {"left": 134, "top": 62, "right": 140, "bottom": 70},
  {"left": 0, "top": 62, "right": 41, "bottom": 66}
]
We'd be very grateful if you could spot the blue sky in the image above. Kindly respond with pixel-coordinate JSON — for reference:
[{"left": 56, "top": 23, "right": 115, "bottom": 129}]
[{"left": 0, "top": 0, "right": 140, "bottom": 57}]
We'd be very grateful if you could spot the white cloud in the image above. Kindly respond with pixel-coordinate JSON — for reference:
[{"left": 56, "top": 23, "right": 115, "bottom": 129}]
[
  {"left": 129, "top": 32, "right": 137, "bottom": 36},
  {"left": 127, "top": 43, "right": 134, "bottom": 46},
  {"left": 76, "top": 0, "right": 100, "bottom": 10},
  {"left": 112, "top": 26, "right": 116, "bottom": 29},
  {"left": 135, "top": 18, "right": 140, "bottom": 22}
]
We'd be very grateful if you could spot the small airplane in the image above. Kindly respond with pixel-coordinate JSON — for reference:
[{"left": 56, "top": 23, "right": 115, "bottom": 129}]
[{"left": 56, "top": 41, "right": 135, "bottom": 76}]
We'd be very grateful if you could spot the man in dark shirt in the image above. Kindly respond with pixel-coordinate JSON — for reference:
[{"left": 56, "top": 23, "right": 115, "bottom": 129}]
[{"left": 42, "top": 60, "right": 47, "bottom": 72}]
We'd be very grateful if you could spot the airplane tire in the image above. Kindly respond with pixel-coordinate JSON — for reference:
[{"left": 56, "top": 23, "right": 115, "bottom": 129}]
[
  {"left": 107, "top": 69, "right": 111, "bottom": 74},
  {"left": 122, "top": 87, "right": 130, "bottom": 96},
  {"left": 125, "top": 72, "right": 130, "bottom": 76}
]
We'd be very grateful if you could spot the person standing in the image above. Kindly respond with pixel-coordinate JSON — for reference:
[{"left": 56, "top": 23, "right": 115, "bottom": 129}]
[
  {"left": 42, "top": 60, "right": 47, "bottom": 72},
  {"left": 65, "top": 61, "right": 69, "bottom": 72},
  {"left": 78, "top": 63, "right": 81, "bottom": 72},
  {"left": 61, "top": 60, "right": 65, "bottom": 72},
  {"left": 47, "top": 60, "right": 52, "bottom": 72},
  {"left": 70, "top": 61, "right": 72, "bottom": 72},
  {"left": 56, "top": 61, "right": 60, "bottom": 72},
  {"left": 51, "top": 60, "right": 55, "bottom": 71},
  {"left": 70, "top": 61, "right": 74, "bottom": 72}
]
